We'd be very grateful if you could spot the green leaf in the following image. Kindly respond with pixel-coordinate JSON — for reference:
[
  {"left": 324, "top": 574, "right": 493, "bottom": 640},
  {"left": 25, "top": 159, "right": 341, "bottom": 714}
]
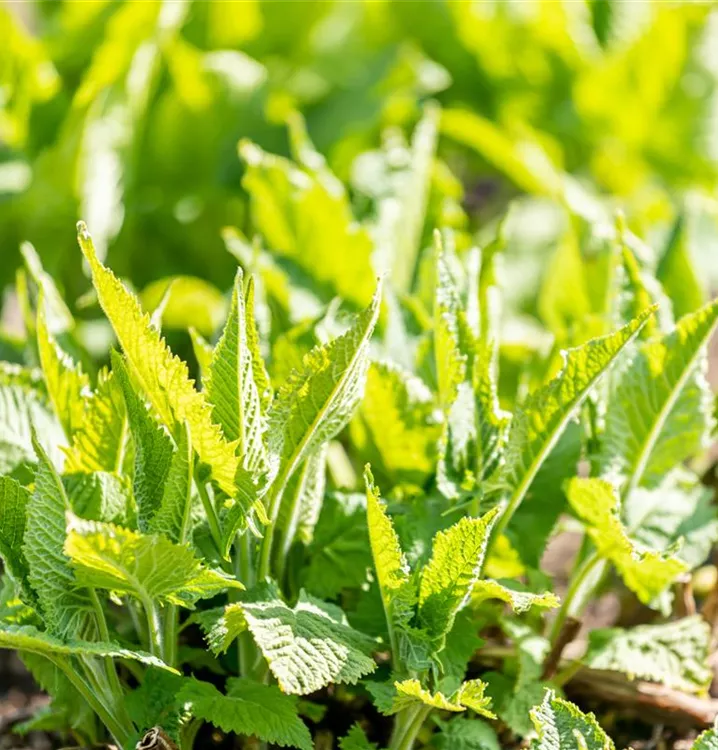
[
  {"left": 64, "top": 369, "right": 128, "bottom": 474},
  {"left": 383, "top": 678, "right": 494, "bottom": 718},
  {"left": 364, "top": 467, "right": 416, "bottom": 641},
  {"left": 77, "top": 222, "right": 241, "bottom": 497},
  {"left": 694, "top": 720, "right": 718, "bottom": 750},
  {"left": 205, "top": 269, "right": 269, "bottom": 475},
  {"left": 418, "top": 509, "right": 499, "bottom": 640},
  {"left": 624, "top": 473, "right": 718, "bottom": 570},
  {"left": 0, "top": 623, "right": 173, "bottom": 671},
  {"left": 148, "top": 422, "right": 194, "bottom": 543},
  {"left": 602, "top": 299, "right": 718, "bottom": 493},
  {"left": 179, "top": 677, "right": 313, "bottom": 750},
  {"left": 565, "top": 478, "right": 687, "bottom": 604},
  {"left": 0, "top": 477, "right": 32, "bottom": 598},
  {"left": 530, "top": 689, "right": 614, "bottom": 750},
  {"left": 471, "top": 580, "right": 559, "bottom": 614},
  {"left": 240, "top": 582, "right": 376, "bottom": 695},
  {"left": 585, "top": 616, "right": 712, "bottom": 694},
  {"left": 340, "top": 724, "right": 379, "bottom": 750},
  {"left": 23, "top": 434, "right": 94, "bottom": 638},
  {"left": 240, "top": 136, "right": 375, "bottom": 309},
  {"left": 433, "top": 717, "right": 501, "bottom": 750},
  {"left": 36, "top": 299, "right": 89, "bottom": 440},
  {"left": 657, "top": 213, "right": 705, "bottom": 320},
  {"left": 350, "top": 361, "right": 440, "bottom": 487},
  {"left": 303, "top": 491, "right": 371, "bottom": 599},
  {"left": 196, "top": 602, "right": 246, "bottom": 655},
  {"left": 267, "top": 285, "right": 381, "bottom": 516},
  {"left": 490, "top": 308, "right": 654, "bottom": 539},
  {"left": 63, "top": 471, "right": 132, "bottom": 526},
  {"left": 124, "top": 669, "right": 185, "bottom": 741},
  {"left": 65, "top": 518, "right": 241, "bottom": 608},
  {"left": 113, "top": 352, "right": 174, "bottom": 532},
  {"left": 0, "top": 381, "right": 64, "bottom": 475}
]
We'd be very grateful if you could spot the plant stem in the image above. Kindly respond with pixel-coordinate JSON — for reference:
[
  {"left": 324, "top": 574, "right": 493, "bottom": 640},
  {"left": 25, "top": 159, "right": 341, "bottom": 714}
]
[
  {"left": 55, "top": 657, "right": 133, "bottom": 747},
  {"left": 390, "top": 705, "right": 431, "bottom": 750},
  {"left": 235, "top": 534, "right": 258, "bottom": 678},
  {"left": 195, "top": 471, "right": 223, "bottom": 555},
  {"left": 163, "top": 604, "right": 179, "bottom": 669},
  {"left": 89, "top": 589, "right": 129, "bottom": 721},
  {"left": 549, "top": 550, "right": 601, "bottom": 645},
  {"left": 143, "top": 596, "right": 165, "bottom": 660}
]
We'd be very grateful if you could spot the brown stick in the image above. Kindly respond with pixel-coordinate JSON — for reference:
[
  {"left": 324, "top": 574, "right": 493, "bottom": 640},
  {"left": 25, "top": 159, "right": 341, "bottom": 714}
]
[
  {"left": 568, "top": 668, "right": 718, "bottom": 729},
  {"left": 542, "top": 617, "right": 581, "bottom": 680}
]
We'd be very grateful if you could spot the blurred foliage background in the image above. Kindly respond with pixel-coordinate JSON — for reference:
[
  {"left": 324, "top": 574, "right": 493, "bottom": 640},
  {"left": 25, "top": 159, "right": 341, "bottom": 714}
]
[{"left": 2, "top": 0, "right": 718, "bottom": 345}]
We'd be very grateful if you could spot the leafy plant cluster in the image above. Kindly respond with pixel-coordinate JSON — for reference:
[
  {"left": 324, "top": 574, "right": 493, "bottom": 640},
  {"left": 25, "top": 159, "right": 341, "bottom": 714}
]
[
  {"left": 3, "top": 0, "right": 718, "bottom": 315},
  {"left": 1, "top": 102, "right": 718, "bottom": 750}
]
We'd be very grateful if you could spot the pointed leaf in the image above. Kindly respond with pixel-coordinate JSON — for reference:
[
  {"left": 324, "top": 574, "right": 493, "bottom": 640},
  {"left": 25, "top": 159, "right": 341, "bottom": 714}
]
[
  {"left": 23, "top": 434, "right": 94, "bottom": 638},
  {"left": 64, "top": 369, "right": 128, "bottom": 474},
  {"left": 418, "top": 510, "right": 499, "bottom": 640},
  {"left": 77, "top": 222, "right": 240, "bottom": 497},
  {"left": 602, "top": 299, "right": 718, "bottom": 493},
  {"left": 205, "top": 269, "right": 269, "bottom": 475},
  {"left": 149, "top": 422, "right": 194, "bottom": 543},
  {"left": 566, "top": 478, "right": 687, "bottom": 604},
  {"left": 491, "top": 308, "right": 654, "bottom": 539},
  {"left": 386, "top": 678, "right": 494, "bottom": 718},
  {"left": 0, "top": 477, "right": 32, "bottom": 599},
  {"left": 267, "top": 285, "right": 381, "bottom": 516},
  {"left": 471, "top": 580, "right": 559, "bottom": 613}
]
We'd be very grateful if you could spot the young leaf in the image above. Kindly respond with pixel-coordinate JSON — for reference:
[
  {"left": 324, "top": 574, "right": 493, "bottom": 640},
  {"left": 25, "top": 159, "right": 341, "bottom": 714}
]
[
  {"left": 36, "top": 299, "right": 89, "bottom": 440},
  {"left": 530, "top": 689, "right": 614, "bottom": 750},
  {"left": 0, "top": 380, "right": 64, "bottom": 475},
  {"left": 350, "top": 361, "right": 440, "bottom": 487},
  {"left": 23, "top": 434, "right": 94, "bottom": 638},
  {"left": 77, "top": 222, "right": 241, "bottom": 497},
  {"left": 113, "top": 353, "right": 174, "bottom": 531},
  {"left": 148, "top": 422, "right": 194, "bottom": 543},
  {"left": 566, "top": 478, "right": 687, "bottom": 604},
  {"left": 364, "top": 467, "right": 416, "bottom": 644},
  {"left": 602, "top": 298, "right": 718, "bottom": 494},
  {"left": 418, "top": 509, "right": 499, "bottom": 640},
  {"left": 267, "top": 285, "right": 381, "bottom": 518},
  {"left": 0, "top": 623, "right": 173, "bottom": 672},
  {"left": 179, "top": 677, "right": 313, "bottom": 750},
  {"left": 205, "top": 269, "right": 269, "bottom": 475},
  {"left": 240, "top": 139, "right": 375, "bottom": 309},
  {"left": 490, "top": 308, "right": 654, "bottom": 540},
  {"left": 65, "top": 519, "right": 242, "bottom": 608},
  {"left": 240, "top": 582, "right": 376, "bottom": 695},
  {"left": 340, "top": 724, "right": 380, "bottom": 750},
  {"left": 585, "top": 616, "right": 711, "bottom": 694},
  {"left": 470, "top": 580, "right": 558, "bottom": 614},
  {"left": 383, "top": 678, "right": 494, "bottom": 718},
  {"left": 196, "top": 602, "right": 246, "bottom": 655},
  {"left": 657, "top": 212, "right": 705, "bottom": 319},
  {"left": 64, "top": 369, "right": 128, "bottom": 474},
  {"left": 63, "top": 471, "right": 132, "bottom": 526},
  {"left": 0, "top": 476, "right": 32, "bottom": 598}
]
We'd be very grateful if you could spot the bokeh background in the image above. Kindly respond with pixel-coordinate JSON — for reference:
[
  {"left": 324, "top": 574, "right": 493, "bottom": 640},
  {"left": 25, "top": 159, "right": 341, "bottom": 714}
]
[{"left": 2, "top": 0, "right": 718, "bottom": 351}]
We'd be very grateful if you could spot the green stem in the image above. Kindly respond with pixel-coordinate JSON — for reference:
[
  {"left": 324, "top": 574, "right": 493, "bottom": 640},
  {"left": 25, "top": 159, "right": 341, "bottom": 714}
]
[
  {"left": 390, "top": 705, "right": 431, "bottom": 750},
  {"left": 89, "top": 589, "right": 129, "bottom": 719},
  {"left": 257, "top": 481, "right": 285, "bottom": 581},
  {"left": 549, "top": 550, "right": 601, "bottom": 645},
  {"left": 163, "top": 604, "right": 179, "bottom": 669},
  {"left": 235, "top": 533, "right": 257, "bottom": 678},
  {"left": 55, "top": 657, "right": 132, "bottom": 747},
  {"left": 195, "top": 472, "right": 223, "bottom": 555},
  {"left": 143, "top": 596, "right": 165, "bottom": 660},
  {"left": 180, "top": 717, "right": 202, "bottom": 750}
]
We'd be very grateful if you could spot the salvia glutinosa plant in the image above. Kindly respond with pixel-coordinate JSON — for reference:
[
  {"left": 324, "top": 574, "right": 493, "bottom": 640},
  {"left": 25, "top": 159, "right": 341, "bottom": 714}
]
[{"left": 1, "top": 112, "right": 718, "bottom": 750}]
